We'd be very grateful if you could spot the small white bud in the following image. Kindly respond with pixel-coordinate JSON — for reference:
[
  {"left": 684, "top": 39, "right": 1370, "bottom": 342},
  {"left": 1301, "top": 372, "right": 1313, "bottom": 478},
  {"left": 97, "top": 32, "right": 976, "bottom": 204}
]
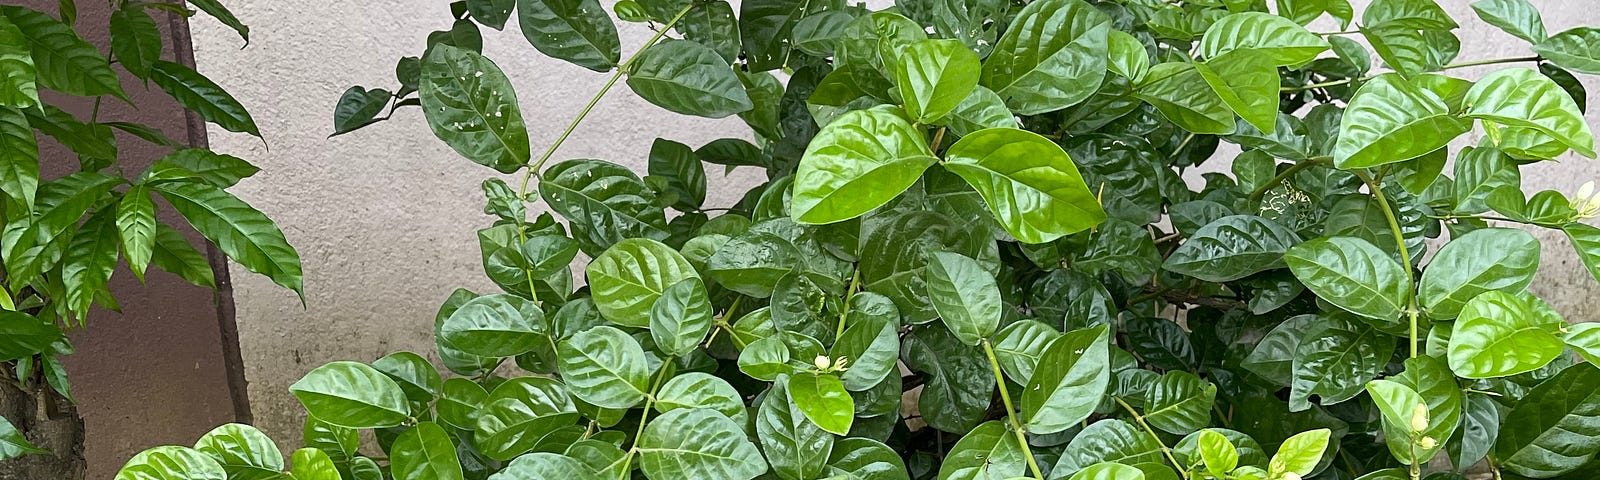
[
  {"left": 1419, "top": 436, "right": 1438, "bottom": 449},
  {"left": 1410, "top": 402, "right": 1430, "bottom": 433},
  {"left": 814, "top": 355, "right": 831, "bottom": 371}
]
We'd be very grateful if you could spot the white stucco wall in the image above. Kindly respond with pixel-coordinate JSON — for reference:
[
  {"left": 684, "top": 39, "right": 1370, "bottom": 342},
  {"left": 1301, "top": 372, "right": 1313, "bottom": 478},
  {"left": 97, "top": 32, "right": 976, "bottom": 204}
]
[{"left": 190, "top": 0, "right": 1600, "bottom": 445}]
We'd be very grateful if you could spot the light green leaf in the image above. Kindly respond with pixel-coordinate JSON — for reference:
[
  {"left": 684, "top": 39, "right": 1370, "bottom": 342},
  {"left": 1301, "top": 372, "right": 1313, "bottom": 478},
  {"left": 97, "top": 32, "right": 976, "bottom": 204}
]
[
  {"left": 895, "top": 39, "right": 980, "bottom": 123},
  {"left": 1164, "top": 215, "right": 1301, "bottom": 283},
  {"left": 791, "top": 106, "right": 935, "bottom": 224},
  {"left": 1471, "top": 0, "right": 1545, "bottom": 43},
  {"left": 0, "top": 106, "right": 35, "bottom": 208},
  {"left": 626, "top": 39, "right": 751, "bottom": 118},
  {"left": 1136, "top": 62, "right": 1236, "bottom": 135},
  {"left": 441, "top": 294, "right": 547, "bottom": 357},
  {"left": 585, "top": 238, "right": 697, "bottom": 327},
  {"left": 1285, "top": 236, "right": 1410, "bottom": 322},
  {"left": 0, "top": 13, "right": 38, "bottom": 108},
  {"left": 1385, "top": 356, "right": 1462, "bottom": 465},
  {"left": 649, "top": 277, "right": 713, "bottom": 357},
  {"left": 475, "top": 377, "right": 581, "bottom": 460},
  {"left": 288, "top": 448, "right": 339, "bottom": 480},
  {"left": 1418, "top": 228, "right": 1539, "bottom": 319},
  {"left": 1143, "top": 371, "right": 1218, "bottom": 436},
  {"left": 1069, "top": 462, "right": 1146, "bottom": 480},
  {"left": 1195, "top": 49, "right": 1281, "bottom": 133},
  {"left": 1564, "top": 223, "right": 1600, "bottom": 285},
  {"left": 639, "top": 408, "right": 767, "bottom": 480},
  {"left": 60, "top": 208, "right": 117, "bottom": 316},
  {"left": 115, "top": 446, "right": 226, "bottom": 480},
  {"left": 514, "top": 0, "right": 619, "bottom": 72},
  {"left": 420, "top": 45, "right": 530, "bottom": 174},
  {"left": 193, "top": 423, "right": 283, "bottom": 479},
  {"left": 1363, "top": 0, "right": 1457, "bottom": 29},
  {"left": 372, "top": 351, "right": 443, "bottom": 404},
  {"left": 1448, "top": 291, "right": 1565, "bottom": 378},
  {"left": 1106, "top": 31, "right": 1149, "bottom": 83},
  {"left": 557, "top": 325, "right": 650, "bottom": 409},
  {"left": 757, "top": 376, "right": 831, "bottom": 480},
  {"left": 1335, "top": 74, "right": 1470, "bottom": 169},
  {"left": 1200, "top": 12, "right": 1330, "bottom": 67},
  {"left": 1268, "top": 429, "right": 1331, "bottom": 478},
  {"left": 490, "top": 452, "right": 600, "bottom": 479},
  {"left": 0, "top": 6, "right": 124, "bottom": 100},
  {"left": 149, "top": 61, "right": 259, "bottom": 137},
  {"left": 0, "top": 415, "right": 46, "bottom": 460},
  {"left": 1464, "top": 68, "right": 1596, "bottom": 158},
  {"left": 980, "top": 0, "right": 1110, "bottom": 114},
  {"left": 991, "top": 320, "right": 1060, "bottom": 386},
  {"left": 1534, "top": 27, "right": 1600, "bottom": 74},
  {"left": 939, "top": 420, "right": 1027, "bottom": 479},
  {"left": 943, "top": 127, "right": 1106, "bottom": 243},
  {"left": 154, "top": 180, "right": 303, "bottom": 299},
  {"left": 943, "top": 86, "right": 1016, "bottom": 137},
  {"left": 1195, "top": 430, "right": 1238, "bottom": 476},
  {"left": 656, "top": 372, "right": 744, "bottom": 420},
  {"left": 288, "top": 361, "right": 410, "bottom": 429},
  {"left": 1022, "top": 325, "right": 1110, "bottom": 435},
  {"left": 926, "top": 251, "right": 1001, "bottom": 346},
  {"left": 789, "top": 373, "right": 854, "bottom": 436}
]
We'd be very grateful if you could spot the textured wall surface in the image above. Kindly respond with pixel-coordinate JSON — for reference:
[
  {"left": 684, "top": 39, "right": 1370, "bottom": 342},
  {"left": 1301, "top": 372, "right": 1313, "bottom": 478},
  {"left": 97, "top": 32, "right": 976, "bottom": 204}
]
[{"left": 188, "top": 0, "right": 1600, "bottom": 447}]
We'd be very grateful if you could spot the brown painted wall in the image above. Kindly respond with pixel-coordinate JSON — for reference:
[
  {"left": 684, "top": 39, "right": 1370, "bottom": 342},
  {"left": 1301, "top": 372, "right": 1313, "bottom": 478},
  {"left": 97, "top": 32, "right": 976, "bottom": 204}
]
[{"left": 15, "top": 1, "right": 248, "bottom": 477}]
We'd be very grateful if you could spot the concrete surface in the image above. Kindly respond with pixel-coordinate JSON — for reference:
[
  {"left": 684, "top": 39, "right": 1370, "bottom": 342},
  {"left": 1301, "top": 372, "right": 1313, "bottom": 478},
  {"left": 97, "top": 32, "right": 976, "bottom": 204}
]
[{"left": 186, "top": 0, "right": 1600, "bottom": 449}]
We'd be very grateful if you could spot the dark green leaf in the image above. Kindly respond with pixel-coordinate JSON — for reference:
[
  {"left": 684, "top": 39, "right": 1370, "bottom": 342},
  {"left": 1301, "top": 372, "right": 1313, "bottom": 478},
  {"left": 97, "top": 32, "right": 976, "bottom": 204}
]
[
  {"left": 649, "top": 277, "right": 713, "bottom": 357},
  {"left": 331, "top": 86, "right": 392, "bottom": 136},
  {"left": 420, "top": 45, "right": 530, "bottom": 173},
  {"left": 1495, "top": 363, "right": 1600, "bottom": 477},
  {"left": 626, "top": 40, "right": 751, "bottom": 118},
  {"left": 1284, "top": 236, "right": 1409, "bottom": 322},
  {"left": 1022, "top": 325, "right": 1110, "bottom": 435},
  {"left": 980, "top": 0, "right": 1110, "bottom": 114},
  {"left": 475, "top": 377, "right": 581, "bottom": 460},
  {"left": 0, "top": 6, "right": 124, "bottom": 100},
  {"left": 1164, "top": 215, "right": 1301, "bottom": 283},
  {"left": 154, "top": 180, "right": 303, "bottom": 299},
  {"left": 515, "top": 0, "right": 619, "bottom": 72},
  {"left": 109, "top": 6, "right": 161, "bottom": 79},
  {"left": 149, "top": 61, "right": 259, "bottom": 137},
  {"left": 758, "top": 376, "right": 833, "bottom": 480},
  {"left": 1290, "top": 314, "right": 1394, "bottom": 411},
  {"left": 541, "top": 160, "right": 669, "bottom": 255}
]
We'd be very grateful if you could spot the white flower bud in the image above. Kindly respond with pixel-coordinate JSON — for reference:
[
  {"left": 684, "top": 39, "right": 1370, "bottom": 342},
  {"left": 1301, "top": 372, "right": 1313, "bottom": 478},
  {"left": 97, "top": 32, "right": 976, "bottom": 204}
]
[
  {"left": 814, "top": 355, "right": 831, "bottom": 371},
  {"left": 1419, "top": 436, "right": 1437, "bottom": 449},
  {"left": 1410, "top": 402, "right": 1430, "bottom": 433}
]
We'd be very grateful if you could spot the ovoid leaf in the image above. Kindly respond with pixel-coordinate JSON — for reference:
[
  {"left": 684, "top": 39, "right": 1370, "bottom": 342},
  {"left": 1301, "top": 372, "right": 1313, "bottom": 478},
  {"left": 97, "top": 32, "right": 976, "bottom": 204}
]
[
  {"left": 1164, "top": 215, "right": 1301, "bottom": 283},
  {"left": 943, "top": 127, "right": 1106, "bottom": 243},
  {"left": 515, "top": 0, "right": 620, "bottom": 72},
  {"left": 1447, "top": 291, "right": 1565, "bottom": 379},
  {"left": 288, "top": 361, "right": 411, "bottom": 429},
  {"left": 475, "top": 377, "right": 581, "bottom": 460},
  {"left": 1136, "top": 62, "right": 1236, "bottom": 135},
  {"left": 980, "top": 0, "right": 1111, "bottom": 114},
  {"left": 1289, "top": 315, "right": 1394, "bottom": 411},
  {"left": 1334, "top": 74, "right": 1469, "bottom": 169},
  {"left": 758, "top": 376, "right": 833, "bottom": 480},
  {"left": 392, "top": 422, "right": 465, "bottom": 480},
  {"left": 895, "top": 38, "right": 981, "bottom": 123},
  {"left": 789, "top": 373, "right": 854, "bottom": 436},
  {"left": 1200, "top": 12, "right": 1330, "bottom": 67},
  {"left": 1021, "top": 325, "right": 1111, "bottom": 435},
  {"left": 115, "top": 446, "right": 226, "bottom": 480},
  {"left": 640, "top": 408, "right": 767, "bottom": 480},
  {"left": 192, "top": 424, "right": 283, "bottom": 479},
  {"left": 1284, "top": 236, "right": 1410, "bottom": 322},
  {"left": 926, "top": 251, "right": 1001, "bottom": 346},
  {"left": 791, "top": 106, "right": 935, "bottom": 225},
  {"left": 420, "top": 45, "right": 530, "bottom": 174},
  {"left": 556, "top": 326, "right": 650, "bottom": 409},
  {"left": 585, "top": 238, "right": 697, "bottom": 327},
  {"left": 626, "top": 39, "right": 752, "bottom": 119},
  {"left": 1534, "top": 27, "right": 1600, "bottom": 74},
  {"left": 1495, "top": 363, "right": 1600, "bottom": 478},
  {"left": 1463, "top": 68, "right": 1596, "bottom": 158},
  {"left": 541, "top": 159, "right": 669, "bottom": 255},
  {"left": 1471, "top": 0, "right": 1546, "bottom": 44},
  {"left": 1418, "top": 228, "right": 1539, "bottom": 319}
]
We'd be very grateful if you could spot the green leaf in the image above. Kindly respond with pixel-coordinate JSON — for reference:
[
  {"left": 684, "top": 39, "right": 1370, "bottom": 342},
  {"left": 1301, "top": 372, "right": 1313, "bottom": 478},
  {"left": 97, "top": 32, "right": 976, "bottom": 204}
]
[
  {"left": 3, "top": 172, "right": 119, "bottom": 285},
  {"left": 0, "top": 6, "right": 124, "bottom": 100},
  {"left": 109, "top": 6, "right": 161, "bottom": 79},
  {"left": 585, "top": 238, "right": 697, "bottom": 327},
  {"left": 1069, "top": 462, "right": 1147, "bottom": 480},
  {"left": 738, "top": 0, "right": 813, "bottom": 71},
  {"left": 1471, "top": 0, "right": 1545, "bottom": 43},
  {"left": 1383, "top": 356, "right": 1461, "bottom": 465},
  {"left": 925, "top": 251, "right": 1001, "bottom": 346},
  {"left": 1290, "top": 314, "right": 1395, "bottom": 411},
  {"left": 895, "top": 39, "right": 980, "bottom": 122},
  {"left": 0, "top": 14, "right": 38, "bottom": 108},
  {"left": 1164, "top": 215, "right": 1301, "bottom": 283},
  {"left": 288, "top": 448, "right": 339, "bottom": 480},
  {"left": 1418, "top": 228, "right": 1538, "bottom": 319},
  {"left": 331, "top": 86, "right": 392, "bottom": 136},
  {"left": 149, "top": 61, "right": 259, "bottom": 137},
  {"left": 758, "top": 376, "right": 832, "bottom": 480},
  {"left": 1200, "top": 12, "right": 1330, "bottom": 67},
  {"left": 647, "top": 138, "right": 706, "bottom": 211},
  {"left": 1335, "top": 74, "right": 1470, "bottom": 169},
  {"left": 1464, "top": 68, "right": 1596, "bottom": 158},
  {"left": 1136, "top": 62, "right": 1236, "bottom": 135},
  {"left": 514, "top": 0, "right": 619, "bottom": 72},
  {"left": 289, "top": 361, "right": 410, "bottom": 429},
  {"left": 193, "top": 424, "right": 283, "bottom": 479},
  {"left": 542, "top": 159, "right": 668, "bottom": 255},
  {"left": 991, "top": 319, "right": 1061, "bottom": 385},
  {"left": 1534, "top": 27, "right": 1600, "bottom": 74},
  {"left": 150, "top": 149, "right": 260, "bottom": 189},
  {"left": 1052, "top": 419, "right": 1164, "bottom": 475},
  {"left": 301, "top": 418, "right": 357, "bottom": 465},
  {"left": 1268, "top": 429, "right": 1331, "bottom": 478},
  {"left": 1022, "top": 325, "right": 1111, "bottom": 435},
  {"left": 372, "top": 352, "right": 443, "bottom": 404},
  {"left": 902, "top": 326, "right": 990, "bottom": 433},
  {"left": 649, "top": 277, "right": 713, "bottom": 357},
  {"left": 440, "top": 294, "right": 548, "bottom": 357},
  {"left": 0, "top": 106, "right": 34, "bottom": 208},
  {"left": 943, "top": 127, "right": 1106, "bottom": 243},
  {"left": 1495, "top": 363, "right": 1600, "bottom": 478},
  {"left": 1106, "top": 30, "right": 1149, "bottom": 83},
  {"left": 791, "top": 106, "right": 935, "bottom": 224},
  {"left": 1448, "top": 393, "right": 1500, "bottom": 469},
  {"left": 1365, "top": 379, "right": 1430, "bottom": 465},
  {"left": 831, "top": 293, "right": 900, "bottom": 391},
  {"left": 1565, "top": 222, "right": 1600, "bottom": 285},
  {"left": 1195, "top": 430, "right": 1238, "bottom": 476},
  {"left": 475, "top": 377, "right": 581, "bottom": 460},
  {"left": 943, "top": 86, "right": 1016, "bottom": 137},
  {"left": 677, "top": 1, "right": 739, "bottom": 63},
  {"left": 789, "top": 373, "right": 854, "bottom": 436},
  {"left": 420, "top": 45, "right": 529, "bottom": 174},
  {"left": 1195, "top": 49, "right": 1281, "bottom": 133},
  {"left": 0, "top": 415, "right": 46, "bottom": 460},
  {"left": 187, "top": 0, "right": 249, "bottom": 44},
  {"left": 1143, "top": 371, "right": 1218, "bottom": 436},
  {"left": 1447, "top": 291, "right": 1565, "bottom": 378},
  {"left": 827, "top": 438, "right": 907, "bottom": 480},
  {"left": 640, "top": 408, "right": 767, "bottom": 480},
  {"left": 437, "top": 377, "right": 487, "bottom": 430},
  {"left": 655, "top": 372, "right": 744, "bottom": 420},
  {"left": 154, "top": 180, "right": 303, "bottom": 299},
  {"left": 980, "top": 0, "right": 1110, "bottom": 114},
  {"left": 1284, "top": 236, "right": 1410, "bottom": 322},
  {"left": 149, "top": 224, "right": 215, "bottom": 288},
  {"left": 940, "top": 420, "right": 1027, "bottom": 479},
  {"left": 626, "top": 39, "right": 751, "bottom": 118},
  {"left": 492, "top": 453, "right": 600, "bottom": 479},
  {"left": 557, "top": 325, "right": 650, "bottom": 409},
  {"left": 115, "top": 446, "right": 226, "bottom": 480},
  {"left": 1363, "top": 0, "right": 1457, "bottom": 29},
  {"left": 468, "top": 0, "right": 515, "bottom": 30}
]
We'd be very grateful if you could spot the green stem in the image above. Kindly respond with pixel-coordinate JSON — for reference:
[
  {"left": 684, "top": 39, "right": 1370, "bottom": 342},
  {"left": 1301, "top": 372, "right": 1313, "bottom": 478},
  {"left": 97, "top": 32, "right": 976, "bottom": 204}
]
[
  {"left": 1282, "top": 55, "right": 1542, "bottom": 92},
  {"left": 1248, "top": 156, "right": 1330, "bottom": 202},
  {"left": 981, "top": 340, "right": 1045, "bottom": 480},
  {"left": 619, "top": 364, "right": 674, "bottom": 479},
  {"left": 1357, "top": 171, "right": 1420, "bottom": 358},
  {"left": 835, "top": 269, "right": 861, "bottom": 339},
  {"left": 1113, "top": 396, "right": 1189, "bottom": 480}
]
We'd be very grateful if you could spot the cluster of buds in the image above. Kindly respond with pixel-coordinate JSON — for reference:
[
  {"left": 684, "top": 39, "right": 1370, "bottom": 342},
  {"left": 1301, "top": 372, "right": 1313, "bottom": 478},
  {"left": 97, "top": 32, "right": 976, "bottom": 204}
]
[
  {"left": 1411, "top": 403, "right": 1437, "bottom": 450},
  {"left": 813, "top": 355, "right": 850, "bottom": 373},
  {"left": 1572, "top": 181, "right": 1600, "bottom": 220}
]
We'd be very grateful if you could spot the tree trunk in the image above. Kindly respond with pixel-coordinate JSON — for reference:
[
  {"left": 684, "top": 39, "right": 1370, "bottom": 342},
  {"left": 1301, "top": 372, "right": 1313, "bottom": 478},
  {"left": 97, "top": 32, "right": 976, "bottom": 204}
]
[{"left": 0, "top": 366, "right": 85, "bottom": 480}]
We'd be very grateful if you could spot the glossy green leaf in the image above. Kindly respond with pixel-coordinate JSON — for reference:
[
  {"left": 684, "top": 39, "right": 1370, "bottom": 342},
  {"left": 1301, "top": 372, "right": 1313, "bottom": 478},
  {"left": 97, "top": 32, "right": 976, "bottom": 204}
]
[
  {"left": 1285, "top": 236, "right": 1409, "bottom": 321},
  {"left": 980, "top": 0, "right": 1110, "bottom": 114},
  {"left": 515, "top": 0, "right": 619, "bottom": 72},
  {"left": 1472, "top": 0, "right": 1545, "bottom": 43},
  {"left": 1196, "top": 49, "right": 1281, "bottom": 133},
  {"left": 790, "top": 373, "right": 854, "bottom": 436},
  {"left": 991, "top": 319, "right": 1060, "bottom": 385},
  {"left": 759, "top": 376, "right": 832, "bottom": 480},
  {"left": 1384, "top": 356, "right": 1461, "bottom": 465},
  {"left": 3, "top": 172, "right": 119, "bottom": 285},
  {"left": 1022, "top": 325, "right": 1111, "bottom": 435},
  {"left": 149, "top": 224, "right": 216, "bottom": 288},
  {"left": 1534, "top": 27, "right": 1600, "bottom": 74},
  {"left": 895, "top": 39, "right": 980, "bottom": 122},
  {"left": 1495, "top": 363, "right": 1600, "bottom": 477},
  {"left": 826, "top": 437, "right": 907, "bottom": 480},
  {"left": 1335, "top": 74, "right": 1470, "bottom": 169},
  {"left": 331, "top": 86, "right": 391, "bottom": 136},
  {"left": 438, "top": 377, "right": 487, "bottom": 430},
  {"left": 468, "top": 0, "right": 515, "bottom": 30},
  {"left": 902, "top": 326, "right": 990, "bottom": 433},
  {"left": 1464, "top": 68, "right": 1596, "bottom": 158},
  {"left": 832, "top": 293, "right": 900, "bottom": 391},
  {"left": 289, "top": 361, "right": 410, "bottom": 429},
  {"left": 647, "top": 138, "right": 706, "bottom": 211},
  {"left": 541, "top": 159, "right": 669, "bottom": 254},
  {"left": 301, "top": 418, "right": 357, "bottom": 465},
  {"left": 1290, "top": 315, "right": 1394, "bottom": 411},
  {"left": 372, "top": 352, "right": 443, "bottom": 404},
  {"left": 1051, "top": 419, "right": 1164, "bottom": 476},
  {"left": 1418, "top": 228, "right": 1539, "bottom": 319},
  {"left": 626, "top": 39, "right": 751, "bottom": 118},
  {"left": 943, "top": 127, "right": 1105, "bottom": 243},
  {"left": 1069, "top": 462, "right": 1146, "bottom": 480},
  {"left": 640, "top": 408, "right": 767, "bottom": 480},
  {"left": 940, "top": 420, "right": 1027, "bottom": 479},
  {"left": 1268, "top": 429, "right": 1331, "bottom": 478},
  {"left": 60, "top": 209, "right": 117, "bottom": 316},
  {"left": 1447, "top": 291, "right": 1565, "bottom": 379},
  {"left": 391, "top": 422, "right": 464, "bottom": 480},
  {"left": 649, "top": 277, "right": 713, "bottom": 357},
  {"left": 1136, "top": 62, "right": 1236, "bottom": 135},
  {"left": 1195, "top": 430, "right": 1238, "bottom": 476},
  {"left": 925, "top": 251, "right": 1000, "bottom": 346},
  {"left": 193, "top": 423, "right": 283, "bottom": 479},
  {"left": 441, "top": 294, "right": 547, "bottom": 357},
  {"left": 475, "top": 377, "right": 581, "bottom": 460},
  {"left": 1449, "top": 394, "right": 1500, "bottom": 469},
  {"left": 150, "top": 149, "right": 260, "bottom": 189},
  {"left": 0, "top": 106, "right": 36, "bottom": 209},
  {"left": 655, "top": 371, "right": 744, "bottom": 420},
  {"left": 738, "top": 0, "right": 814, "bottom": 71},
  {"left": 1144, "top": 371, "right": 1217, "bottom": 436},
  {"left": 585, "top": 238, "right": 697, "bottom": 327},
  {"left": 0, "top": 14, "right": 38, "bottom": 108},
  {"left": 149, "top": 61, "right": 259, "bottom": 137},
  {"left": 0, "top": 415, "right": 45, "bottom": 460},
  {"left": 791, "top": 106, "right": 935, "bottom": 224},
  {"left": 943, "top": 86, "right": 1016, "bottom": 137},
  {"left": 557, "top": 326, "right": 649, "bottom": 409},
  {"left": 420, "top": 45, "right": 530, "bottom": 174},
  {"left": 288, "top": 448, "right": 339, "bottom": 480},
  {"left": 0, "top": 6, "right": 123, "bottom": 100},
  {"left": 490, "top": 452, "right": 600, "bottom": 479},
  {"left": 108, "top": 5, "right": 160, "bottom": 79},
  {"left": 154, "top": 181, "right": 304, "bottom": 299},
  {"left": 115, "top": 446, "right": 226, "bottom": 480},
  {"left": 1200, "top": 12, "right": 1330, "bottom": 67},
  {"left": 1106, "top": 30, "right": 1149, "bottom": 83},
  {"left": 1165, "top": 215, "right": 1301, "bottom": 283}
]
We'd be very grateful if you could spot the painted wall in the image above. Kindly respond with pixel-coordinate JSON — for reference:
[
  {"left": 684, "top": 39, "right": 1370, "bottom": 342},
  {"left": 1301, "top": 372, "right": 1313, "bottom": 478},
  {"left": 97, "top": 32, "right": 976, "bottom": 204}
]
[{"left": 187, "top": 0, "right": 1600, "bottom": 448}]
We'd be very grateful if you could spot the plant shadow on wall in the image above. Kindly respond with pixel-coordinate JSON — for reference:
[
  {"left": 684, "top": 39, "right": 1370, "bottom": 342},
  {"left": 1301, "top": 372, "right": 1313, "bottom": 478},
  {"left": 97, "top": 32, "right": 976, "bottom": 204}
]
[
  {"left": 0, "top": 1, "right": 304, "bottom": 479},
  {"left": 112, "top": 0, "right": 1600, "bottom": 479}
]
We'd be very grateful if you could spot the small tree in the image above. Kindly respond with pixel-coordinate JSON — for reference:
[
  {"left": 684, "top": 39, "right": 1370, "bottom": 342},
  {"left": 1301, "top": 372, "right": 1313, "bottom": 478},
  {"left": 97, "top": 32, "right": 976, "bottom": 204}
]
[
  {"left": 119, "top": 0, "right": 1600, "bottom": 480},
  {"left": 0, "top": 1, "right": 301, "bottom": 478}
]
